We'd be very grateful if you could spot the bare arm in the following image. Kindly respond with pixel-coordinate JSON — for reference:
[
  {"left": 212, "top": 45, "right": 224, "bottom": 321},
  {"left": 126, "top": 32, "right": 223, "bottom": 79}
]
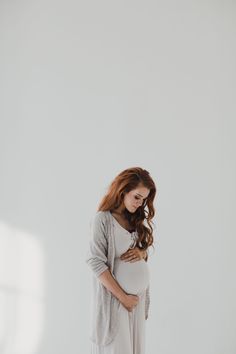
[
  {"left": 98, "top": 268, "right": 127, "bottom": 303},
  {"left": 98, "top": 268, "right": 139, "bottom": 312}
]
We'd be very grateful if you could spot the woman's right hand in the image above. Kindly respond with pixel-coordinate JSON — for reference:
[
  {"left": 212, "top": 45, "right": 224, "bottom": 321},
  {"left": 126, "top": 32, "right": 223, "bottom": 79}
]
[{"left": 121, "top": 294, "right": 139, "bottom": 312}]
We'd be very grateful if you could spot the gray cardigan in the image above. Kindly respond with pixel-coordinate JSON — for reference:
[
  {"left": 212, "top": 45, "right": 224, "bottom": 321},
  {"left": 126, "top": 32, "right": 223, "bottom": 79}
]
[{"left": 85, "top": 210, "right": 150, "bottom": 346}]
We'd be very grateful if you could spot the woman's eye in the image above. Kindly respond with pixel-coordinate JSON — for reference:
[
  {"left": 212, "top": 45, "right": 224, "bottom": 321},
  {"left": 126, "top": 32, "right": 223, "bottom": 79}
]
[{"left": 135, "top": 196, "right": 139, "bottom": 200}]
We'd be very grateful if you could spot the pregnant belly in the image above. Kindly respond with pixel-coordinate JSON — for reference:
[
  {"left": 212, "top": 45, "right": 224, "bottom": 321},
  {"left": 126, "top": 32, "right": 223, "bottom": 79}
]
[{"left": 113, "top": 258, "right": 150, "bottom": 295}]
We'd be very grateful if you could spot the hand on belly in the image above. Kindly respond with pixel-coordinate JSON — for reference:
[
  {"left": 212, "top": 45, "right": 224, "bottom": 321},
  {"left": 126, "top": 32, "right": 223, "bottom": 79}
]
[
  {"left": 114, "top": 258, "right": 150, "bottom": 295},
  {"left": 120, "top": 246, "right": 145, "bottom": 263}
]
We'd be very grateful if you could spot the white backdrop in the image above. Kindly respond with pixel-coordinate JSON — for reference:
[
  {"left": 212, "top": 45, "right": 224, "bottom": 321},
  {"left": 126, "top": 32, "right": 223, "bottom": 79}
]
[{"left": 0, "top": 1, "right": 235, "bottom": 354}]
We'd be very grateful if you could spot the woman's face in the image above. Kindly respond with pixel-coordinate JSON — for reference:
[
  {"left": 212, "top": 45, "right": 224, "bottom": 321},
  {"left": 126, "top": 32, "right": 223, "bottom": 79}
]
[{"left": 123, "top": 185, "right": 150, "bottom": 213}]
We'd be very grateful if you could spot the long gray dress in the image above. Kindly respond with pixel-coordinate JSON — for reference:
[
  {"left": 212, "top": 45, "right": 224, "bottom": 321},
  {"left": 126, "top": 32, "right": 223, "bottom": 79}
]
[{"left": 91, "top": 214, "right": 150, "bottom": 354}]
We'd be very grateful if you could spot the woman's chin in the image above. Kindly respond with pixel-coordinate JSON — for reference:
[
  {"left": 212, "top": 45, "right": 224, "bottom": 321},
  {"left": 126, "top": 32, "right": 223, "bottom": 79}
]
[{"left": 129, "top": 206, "right": 137, "bottom": 213}]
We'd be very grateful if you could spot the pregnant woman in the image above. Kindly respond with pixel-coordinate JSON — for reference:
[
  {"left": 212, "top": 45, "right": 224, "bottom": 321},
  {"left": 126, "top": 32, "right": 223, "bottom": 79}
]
[{"left": 86, "top": 167, "right": 157, "bottom": 354}]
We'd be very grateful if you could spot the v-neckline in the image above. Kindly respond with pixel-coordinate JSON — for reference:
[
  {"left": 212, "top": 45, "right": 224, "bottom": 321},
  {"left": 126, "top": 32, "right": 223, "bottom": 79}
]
[{"left": 109, "top": 211, "right": 136, "bottom": 235}]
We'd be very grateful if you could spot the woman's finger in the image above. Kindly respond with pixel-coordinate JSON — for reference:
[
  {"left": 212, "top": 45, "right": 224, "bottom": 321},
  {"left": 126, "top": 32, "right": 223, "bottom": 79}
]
[
  {"left": 124, "top": 255, "right": 134, "bottom": 261},
  {"left": 121, "top": 251, "right": 134, "bottom": 259}
]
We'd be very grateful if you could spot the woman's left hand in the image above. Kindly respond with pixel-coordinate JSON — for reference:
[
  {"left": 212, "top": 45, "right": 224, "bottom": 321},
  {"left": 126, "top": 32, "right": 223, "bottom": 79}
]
[{"left": 120, "top": 247, "right": 146, "bottom": 263}]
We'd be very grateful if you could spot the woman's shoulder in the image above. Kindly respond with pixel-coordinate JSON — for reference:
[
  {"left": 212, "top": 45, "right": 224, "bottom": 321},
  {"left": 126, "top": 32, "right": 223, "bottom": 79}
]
[
  {"left": 90, "top": 211, "right": 110, "bottom": 236},
  {"left": 92, "top": 210, "right": 110, "bottom": 223}
]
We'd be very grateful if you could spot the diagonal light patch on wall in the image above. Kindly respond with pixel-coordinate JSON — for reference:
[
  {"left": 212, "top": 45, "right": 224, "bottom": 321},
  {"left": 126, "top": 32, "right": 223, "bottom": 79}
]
[{"left": 0, "top": 221, "right": 45, "bottom": 354}]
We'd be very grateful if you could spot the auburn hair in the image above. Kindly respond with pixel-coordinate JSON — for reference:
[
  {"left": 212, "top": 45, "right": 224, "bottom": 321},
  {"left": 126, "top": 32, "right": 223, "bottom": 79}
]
[{"left": 97, "top": 167, "right": 157, "bottom": 252}]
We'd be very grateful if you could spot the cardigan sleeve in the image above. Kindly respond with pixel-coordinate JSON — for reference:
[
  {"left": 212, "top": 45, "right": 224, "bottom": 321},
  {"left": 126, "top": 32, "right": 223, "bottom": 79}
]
[{"left": 85, "top": 212, "right": 109, "bottom": 278}]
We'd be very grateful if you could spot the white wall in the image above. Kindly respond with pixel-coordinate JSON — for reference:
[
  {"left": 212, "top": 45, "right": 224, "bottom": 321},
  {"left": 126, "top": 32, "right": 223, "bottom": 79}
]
[{"left": 0, "top": 1, "right": 235, "bottom": 353}]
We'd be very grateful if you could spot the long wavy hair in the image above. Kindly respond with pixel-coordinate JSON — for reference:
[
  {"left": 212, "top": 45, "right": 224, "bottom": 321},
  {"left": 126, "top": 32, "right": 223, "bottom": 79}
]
[{"left": 97, "top": 167, "right": 157, "bottom": 252}]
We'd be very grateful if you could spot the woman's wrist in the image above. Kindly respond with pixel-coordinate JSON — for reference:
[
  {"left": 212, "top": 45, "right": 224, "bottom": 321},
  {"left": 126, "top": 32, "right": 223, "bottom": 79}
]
[
  {"left": 142, "top": 250, "right": 147, "bottom": 260},
  {"left": 138, "top": 247, "right": 148, "bottom": 261}
]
